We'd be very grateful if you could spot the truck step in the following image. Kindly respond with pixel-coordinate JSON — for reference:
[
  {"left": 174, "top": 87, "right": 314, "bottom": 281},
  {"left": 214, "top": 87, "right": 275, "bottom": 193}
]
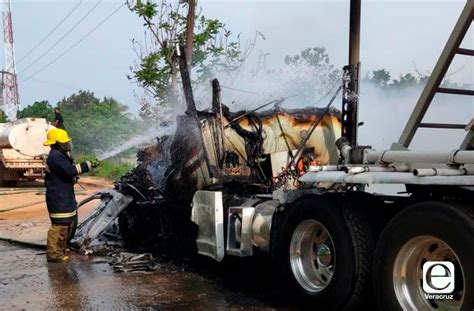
[{"left": 226, "top": 206, "right": 255, "bottom": 257}]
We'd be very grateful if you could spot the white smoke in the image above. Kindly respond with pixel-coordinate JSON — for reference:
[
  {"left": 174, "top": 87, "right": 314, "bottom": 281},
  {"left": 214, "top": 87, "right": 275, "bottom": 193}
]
[
  {"left": 192, "top": 60, "right": 342, "bottom": 112},
  {"left": 358, "top": 83, "right": 473, "bottom": 151},
  {"left": 191, "top": 60, "right": 472, "bottom": 152},
  {"left": 166, "top": 49, "right": 472, "bottom": 155}
]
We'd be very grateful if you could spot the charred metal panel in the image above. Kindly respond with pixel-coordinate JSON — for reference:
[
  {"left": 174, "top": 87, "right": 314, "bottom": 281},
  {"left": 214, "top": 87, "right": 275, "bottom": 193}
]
[
  {"left": 159, "top": 106, "right": 341, "bottom": 200},
  {"left": 224, "top": 108, "right": 341, "bottom": 167},
  {"left": 165, "top": 115, "right": 217, "bottom": 204},
  {"left": 71, "top": 189, "right": 133, "bottom": 251}
]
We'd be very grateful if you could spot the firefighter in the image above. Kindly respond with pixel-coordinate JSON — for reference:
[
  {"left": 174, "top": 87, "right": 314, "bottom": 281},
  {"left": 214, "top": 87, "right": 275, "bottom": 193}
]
[
  {"left": 53, "top": 107, "right": 65, "bottom": 129},
  {"left": 43, "top": 128, "right": 99, "bottom": 263}
]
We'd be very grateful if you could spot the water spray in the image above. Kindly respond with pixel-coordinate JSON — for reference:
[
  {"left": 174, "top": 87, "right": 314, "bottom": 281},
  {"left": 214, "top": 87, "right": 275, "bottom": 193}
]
[{"left": 96, "top": 125, "right": 176, "bottom": 161}]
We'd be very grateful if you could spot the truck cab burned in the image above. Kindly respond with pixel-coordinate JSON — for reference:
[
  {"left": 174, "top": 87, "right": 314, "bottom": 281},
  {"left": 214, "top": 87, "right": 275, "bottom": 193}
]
[{"left": 112, "top": 100, "right": 341, "bottom": 254}]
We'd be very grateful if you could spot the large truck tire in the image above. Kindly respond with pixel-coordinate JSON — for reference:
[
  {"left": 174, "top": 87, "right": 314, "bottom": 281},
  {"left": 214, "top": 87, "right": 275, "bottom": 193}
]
[
  {"left": 0, "top": 176, "right": 13, "bottom": 187},
  {"left": 0, "top": 163, "right": 19, "bottom": 187},
  {"left": 373, "top": 201, "right": 474, "bottom": 311},
  {"left": 277, "top": 196, "right": 373, "bottom": 310},
  {"left": 3, "top": 180, "right": 17, "bottom": 187}
]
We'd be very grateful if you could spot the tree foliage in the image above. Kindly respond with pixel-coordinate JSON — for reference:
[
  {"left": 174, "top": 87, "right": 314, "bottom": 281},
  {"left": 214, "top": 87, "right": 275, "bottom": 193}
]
[
  {"left": 285, "top": 47, "right": 331, "bottom": 68},
  {"left": 17, "top": 101, "right": 54, "bottom": 120},
  {"left": 57, "top": 90, "right": 138, "bottom": 155},
  {"left": 0, "top": 110, "right": 8, "bottom": 123},
  {"left": 365, "top": 69, "right": 422, "bottom": 90},
  {"left": 369, "top": 69, "right": 391, "bottom": 87},
  {"left": 282, "top": 47, "right": 342, "bottom": 99},
  {"left": 128, "top": 0, "right": 259, "bottom": 118}
]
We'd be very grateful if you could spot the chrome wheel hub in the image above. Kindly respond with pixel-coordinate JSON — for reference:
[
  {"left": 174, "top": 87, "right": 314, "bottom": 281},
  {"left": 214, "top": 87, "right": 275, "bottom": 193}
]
[
  {"left": 290, "top": 219, "right": 335, "bottom": 292},
  {"left": 317, "top": 244, "right": 332, "bottom": 267},
  {"left": 393, "top": 235, "right": 464, "bottom": 310}
]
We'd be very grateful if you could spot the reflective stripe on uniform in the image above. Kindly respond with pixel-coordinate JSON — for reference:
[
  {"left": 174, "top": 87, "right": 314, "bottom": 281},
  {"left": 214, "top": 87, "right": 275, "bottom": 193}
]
[
  {"left": 75, "top": 164, "right": 82, "bottom": 174},
  {"left": 49, "top": 210, "right": 77, "bottom": 218}
]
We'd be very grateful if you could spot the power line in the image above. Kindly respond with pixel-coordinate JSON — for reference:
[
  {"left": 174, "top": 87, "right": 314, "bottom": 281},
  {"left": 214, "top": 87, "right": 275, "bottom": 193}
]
[
  {"left": 18, "top": 0, "right": 102, "bottom": 75},
  {"left": 17, "top": 0, "right": 83, "bottom": 65},
  {"left": 20, "top": 2, "right": 125, "bottom": 85},
  {"left": 26, "top": 77, "right": 79, "bottom": 91},
  {"left": 221, "top": 84, "right": 261, "bottom": 95}
]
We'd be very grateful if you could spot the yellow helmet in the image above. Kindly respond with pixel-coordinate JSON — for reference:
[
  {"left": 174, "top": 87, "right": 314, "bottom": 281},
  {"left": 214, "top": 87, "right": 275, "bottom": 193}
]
[{"left": 44, "top": 128, "right": 71, "bottom": 146}]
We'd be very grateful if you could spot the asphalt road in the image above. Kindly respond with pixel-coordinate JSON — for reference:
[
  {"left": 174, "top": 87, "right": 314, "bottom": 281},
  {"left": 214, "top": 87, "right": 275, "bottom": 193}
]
[
  {"left": 0, "top": 241, "right": 298, "bottom": 310},
  {"left": 0, "top": 179, "right": 295, "bottom": 310}
]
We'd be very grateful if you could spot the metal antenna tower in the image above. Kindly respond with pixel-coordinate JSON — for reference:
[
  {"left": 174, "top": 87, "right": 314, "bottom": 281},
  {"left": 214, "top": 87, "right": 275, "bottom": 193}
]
[{"left": 1, "top": 0, "right": 19, "bottom": 121}]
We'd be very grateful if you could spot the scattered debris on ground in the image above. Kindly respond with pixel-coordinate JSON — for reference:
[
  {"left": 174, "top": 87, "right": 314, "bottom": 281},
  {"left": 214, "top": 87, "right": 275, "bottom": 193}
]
[{"left": 110, "top": 252, "right": 158, "bottom": 273}]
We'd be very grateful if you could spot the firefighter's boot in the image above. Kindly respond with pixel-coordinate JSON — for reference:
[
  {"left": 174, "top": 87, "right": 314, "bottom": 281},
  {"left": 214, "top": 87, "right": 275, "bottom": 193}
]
[{"left": 46, "top": 224, "right": 70, "bottom": 263}]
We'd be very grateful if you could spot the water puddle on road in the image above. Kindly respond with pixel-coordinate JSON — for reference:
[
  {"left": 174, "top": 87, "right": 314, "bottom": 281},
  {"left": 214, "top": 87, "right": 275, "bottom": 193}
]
[{"left": 0, "top": 241, "right": 295, "bottom": 310}]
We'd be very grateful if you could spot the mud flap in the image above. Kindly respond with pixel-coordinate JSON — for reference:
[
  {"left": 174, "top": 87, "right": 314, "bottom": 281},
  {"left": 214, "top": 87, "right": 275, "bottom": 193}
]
[{"left": 191, "top": 191, "right": 225, "bottom": 261}]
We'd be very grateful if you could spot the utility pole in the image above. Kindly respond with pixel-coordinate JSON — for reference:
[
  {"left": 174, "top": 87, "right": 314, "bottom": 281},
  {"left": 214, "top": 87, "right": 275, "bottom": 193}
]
[
  {"left": 348, "top": 0, "right": 361, "bottom": 69},
  {"left": 1, "top": 0, "right": 19, "bottom": 121},
  {"left": 185, "top": 0, "right": 196, "bottom": 74},
  {"left": 341, "top": 0, "right": 361, "bottom": 147}
]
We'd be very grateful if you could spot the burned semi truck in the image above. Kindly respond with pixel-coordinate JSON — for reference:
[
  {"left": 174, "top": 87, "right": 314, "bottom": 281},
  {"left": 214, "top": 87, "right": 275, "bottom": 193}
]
[
  {"left": 77, "top": 1, "right": 473, "bottom": 310},
  {"left": 116, "top": 98, "right": 343, "bottom": 252}
]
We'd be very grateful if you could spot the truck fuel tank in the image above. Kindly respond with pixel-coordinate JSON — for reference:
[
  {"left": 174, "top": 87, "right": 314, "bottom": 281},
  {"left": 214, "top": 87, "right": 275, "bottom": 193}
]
[{"left": 0, "top": 118, "right": 53, "bottom": 157}]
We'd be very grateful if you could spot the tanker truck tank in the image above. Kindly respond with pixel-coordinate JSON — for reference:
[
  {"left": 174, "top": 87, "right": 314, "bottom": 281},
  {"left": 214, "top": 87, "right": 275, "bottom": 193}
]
[{"left": 0, "top": 118, "right": 55, "bottom": 186}]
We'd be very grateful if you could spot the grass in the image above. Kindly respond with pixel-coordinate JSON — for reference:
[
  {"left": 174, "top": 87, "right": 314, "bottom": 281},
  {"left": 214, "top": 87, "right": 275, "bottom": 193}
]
[{"left": 75, "top": 154, "right": 134, "bottom": 181}]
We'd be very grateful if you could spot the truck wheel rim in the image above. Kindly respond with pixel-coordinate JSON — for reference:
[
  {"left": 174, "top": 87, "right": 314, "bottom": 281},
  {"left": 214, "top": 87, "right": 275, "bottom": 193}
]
[
  {"left": 290, "top": 219, "right": 335, "bottom": 293},
  {"left": 393, "top": 235, "right": 464, "bottom": 310}
]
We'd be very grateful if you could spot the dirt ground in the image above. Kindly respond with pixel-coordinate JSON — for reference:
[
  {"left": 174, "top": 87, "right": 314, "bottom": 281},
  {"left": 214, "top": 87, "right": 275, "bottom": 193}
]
[
  {"left": 0, "top": 177, "right": 298, "bottom": 310},
  {"left": 0, "top": 177, "right": 112, "bottom": 246}
]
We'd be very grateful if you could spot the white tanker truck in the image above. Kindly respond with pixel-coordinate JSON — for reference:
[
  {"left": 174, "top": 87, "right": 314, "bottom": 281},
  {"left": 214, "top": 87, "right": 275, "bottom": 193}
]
[{"left": 0, "top": 118, "right": 54, "bottom": 186}]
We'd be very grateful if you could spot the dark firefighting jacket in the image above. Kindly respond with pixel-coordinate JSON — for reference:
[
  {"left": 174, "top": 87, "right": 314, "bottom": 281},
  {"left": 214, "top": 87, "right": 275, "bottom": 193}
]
[{"left": 45, "top": 149, "right": 90, "bottom": 224}]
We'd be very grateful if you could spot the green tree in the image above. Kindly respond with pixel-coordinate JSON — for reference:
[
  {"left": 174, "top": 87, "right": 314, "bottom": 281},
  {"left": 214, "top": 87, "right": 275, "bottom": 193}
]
[
  {"left": 128, "top": 0, "right": 259, "bottom": 118},
  {"left": 391, "top": 73, "right": 417, "bottom": 89},
  {"left": 285, "top": 47, "right": 331, "bottom": 68},
  {"left": 369, "top": 69, "right": 391, "bottom": 87},
  {"left": 282, "top": 47, "right": 342, "bottom": 99},
  {"left": 365, "top": 69, "right": 423, "bottom": 90},
  {"left": 17, "top": 100, "right": 54, "bottom": 120},
  {"left": 57, "top": 90, "right": 138, "bottom": 155},
  {"left": 0, "top": 110, "right": 8, "bottom": 122}
]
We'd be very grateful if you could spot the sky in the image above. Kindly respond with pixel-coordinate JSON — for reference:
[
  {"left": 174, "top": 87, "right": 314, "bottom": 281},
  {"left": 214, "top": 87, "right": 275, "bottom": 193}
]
[{"left": 6, "top": 0, "right": 473, "bottom": 115}]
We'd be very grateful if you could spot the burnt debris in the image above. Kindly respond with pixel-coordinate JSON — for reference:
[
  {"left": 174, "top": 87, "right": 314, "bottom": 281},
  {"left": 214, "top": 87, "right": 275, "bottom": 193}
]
[{"left": 111, "top": 97, "right": 341, "bottom": 255}]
